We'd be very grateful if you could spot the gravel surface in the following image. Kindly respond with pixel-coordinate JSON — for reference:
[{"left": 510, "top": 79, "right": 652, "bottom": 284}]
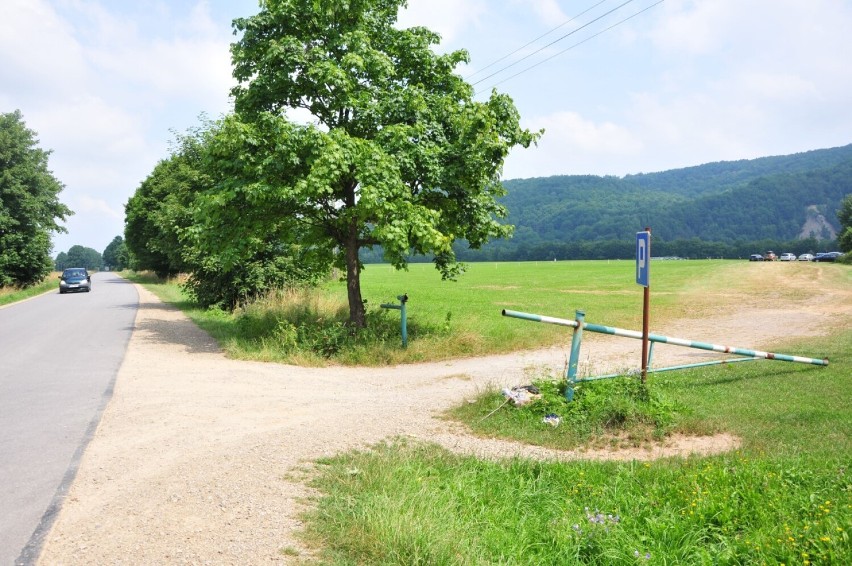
[{"left": 37, "top": 265, "right": 850, "bottom": 564}]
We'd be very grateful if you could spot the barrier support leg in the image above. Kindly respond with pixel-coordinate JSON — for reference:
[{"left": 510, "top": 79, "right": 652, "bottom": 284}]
[{"left": 565, "top": 310, "right": 586, "bottom": 401}]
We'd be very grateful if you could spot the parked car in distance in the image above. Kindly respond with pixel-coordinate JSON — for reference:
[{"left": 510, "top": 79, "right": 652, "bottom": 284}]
[
  {"left": 798, "top": 253, "right": 815, "bottom": 261},
  {"left": 813, "top": 252, "right": 844, "bottom": 262},
  {"left": 764, "top": 251, "right": 778, "bottom": 261},
  {"left": 779, "top": 253, "right": 796, "bottom": 261},
  {"left": 749, "top": 254, "right": 764, "bottom": 261},
  {"left": 59, "top": 267, "right": 91, "bottom": 294}
]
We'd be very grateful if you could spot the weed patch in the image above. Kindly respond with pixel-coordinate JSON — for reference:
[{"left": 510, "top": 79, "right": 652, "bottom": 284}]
[{"left": 453, "top": 375, "right": 683, "bottom": 449}]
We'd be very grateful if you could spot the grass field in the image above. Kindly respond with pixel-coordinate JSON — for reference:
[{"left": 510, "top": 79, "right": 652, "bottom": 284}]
[
  {"left": 131, "top": 259, "right": 828, "bottom": 366},
  {"left": 275, "top": 260, "right": 849, "bottom": 565}
]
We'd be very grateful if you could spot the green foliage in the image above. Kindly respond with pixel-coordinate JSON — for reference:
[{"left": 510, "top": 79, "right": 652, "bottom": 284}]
[
  {"left": 838, "top": 193, "right": 852, "bottom": 253},
  {"left": 102, "top": 235, "right": 129, "bottom": 270},
  {"left": 220, "top": 0, "right": 540, "bottom": 326},
  {"left": 0, "top": 110, "right": 72, "bottom": 286},
  {"left": 125, "top": 120, "right": 325, "bottom": 309},
  {"left": 124, "top": 124, "right": 211, "bottom": 277},
  {"left": 54, "top": 251, "right": 69, "bottom": 271},
  {"left": 184, "top": 243, "right": 328, "bottom": 311},
  {"left": 63, "top": 244, "right": 102, "bottom": 270}
]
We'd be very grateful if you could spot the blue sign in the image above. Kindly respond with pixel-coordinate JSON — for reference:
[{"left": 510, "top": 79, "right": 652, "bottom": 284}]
[{"left": 636, "top": 231, "right": 650, "bottom": 287}]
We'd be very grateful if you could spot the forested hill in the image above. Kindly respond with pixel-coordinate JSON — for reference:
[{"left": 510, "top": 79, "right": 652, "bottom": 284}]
[
  {"left": 468, "top": 144, "right": 852, "bottom": 259},
  {"left": 621, "top": 143, "right": 852, "bottom": 197}
]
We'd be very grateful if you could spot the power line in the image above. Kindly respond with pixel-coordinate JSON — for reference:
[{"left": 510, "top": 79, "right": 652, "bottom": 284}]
[
  {"left": 465, "top": 0, "right": 610, "bottom": 81},
  {"left": 470, "top": 0, "right": 639, "bottom": 88},
  {"left": 475, "top": 0, "right": 665, "bottom": 95}
]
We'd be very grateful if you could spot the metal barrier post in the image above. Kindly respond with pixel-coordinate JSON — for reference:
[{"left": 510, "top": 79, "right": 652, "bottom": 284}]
[
  {"left": 565, "top": 310, "right": 586, "bottom": 401},
  {"left": 380, "top": 294, "right": 409, "bottom": 348},
  {"left": 399, "top": 294, "right": 408, "bottom": 348}
]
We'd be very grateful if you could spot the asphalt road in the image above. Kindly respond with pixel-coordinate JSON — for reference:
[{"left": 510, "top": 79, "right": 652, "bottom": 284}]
[{"left": 0, "top": 272, "right": 138, "bottom": 565}]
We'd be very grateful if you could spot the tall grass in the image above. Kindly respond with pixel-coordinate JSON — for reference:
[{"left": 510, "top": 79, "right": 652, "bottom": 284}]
[{"left": 0, "top": 273, "right": 59, "bottom": 306}]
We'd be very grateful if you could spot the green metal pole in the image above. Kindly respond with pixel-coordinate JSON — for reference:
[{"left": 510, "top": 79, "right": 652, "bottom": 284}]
[
  {"left": 399, "top": 296, "right": 408, "bottom": 348},
  {"left": 565, "top": 310, "right": 586, "bottom": 401}
]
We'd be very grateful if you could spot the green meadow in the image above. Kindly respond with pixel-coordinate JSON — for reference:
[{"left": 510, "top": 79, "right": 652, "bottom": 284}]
[{"left": 139, "top": 259, "right": 801, "bottom": 366}]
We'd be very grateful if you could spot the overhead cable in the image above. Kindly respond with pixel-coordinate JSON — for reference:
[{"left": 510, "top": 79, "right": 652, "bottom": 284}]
[
  {"left": 465, "top": 0, "right": 610, "bottom": 81},
  {"left": 470, "top": 0, "right": 639, "bottom": 88},
  {"left": 475, "top": 0, "right": 665, "bottom": 95}
]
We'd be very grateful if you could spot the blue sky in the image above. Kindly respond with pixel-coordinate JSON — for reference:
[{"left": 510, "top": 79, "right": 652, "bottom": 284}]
[{"left": 2, "top": 0, "right": 851, "bottom": 256}]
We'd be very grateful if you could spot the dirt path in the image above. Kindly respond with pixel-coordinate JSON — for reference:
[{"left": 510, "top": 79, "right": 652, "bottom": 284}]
[{"left": 37, "top": 263, "right": 851, "bottom": 564}]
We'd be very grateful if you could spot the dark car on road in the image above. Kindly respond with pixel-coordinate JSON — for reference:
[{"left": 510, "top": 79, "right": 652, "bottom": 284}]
[
  {"left": 749, "top": 254, "right": 764, "bottom": 261},
  {"left": 59, "top": 268, "right": 91, "bottom": 294}
]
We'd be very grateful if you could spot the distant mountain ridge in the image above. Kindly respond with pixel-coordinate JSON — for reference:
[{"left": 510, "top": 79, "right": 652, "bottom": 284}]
[
  {"left": 620, "top": 144, "right": 852, "bottom": 198},
  {"left": 484, "top": 144, "right": 852, "bottom": 257}
]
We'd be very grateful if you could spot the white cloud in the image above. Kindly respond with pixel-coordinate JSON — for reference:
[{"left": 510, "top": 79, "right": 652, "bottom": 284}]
[
  {"left": 0, "top": 0, "right": 240, "bottom": 254},
  {"left": 77, "top": 194, "right": 124, "bottom": 219},
  {"left": 522, "top": 0, "right": 568, "bottom": 25},
  {"left": 0, "top": 0, "right": 89, "bottom": 101},
  {"left": 397, "top": 0, "right": 486, "bottom": 44},
  {"left": 504, "top": 111, "right": 642, "bottom": 178}
]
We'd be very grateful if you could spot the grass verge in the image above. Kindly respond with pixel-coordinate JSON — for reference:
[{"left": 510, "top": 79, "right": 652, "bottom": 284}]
[{"left": 0, "top": 274, "right": 59, "bottom": 306}]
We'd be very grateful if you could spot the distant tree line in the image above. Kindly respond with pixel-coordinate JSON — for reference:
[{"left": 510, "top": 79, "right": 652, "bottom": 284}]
[
  {"left": 54, "top": 236, "right": 130, "bottom": 271},
  {"left": 359, "top": 235, "right": 838, "bottom": 264}
]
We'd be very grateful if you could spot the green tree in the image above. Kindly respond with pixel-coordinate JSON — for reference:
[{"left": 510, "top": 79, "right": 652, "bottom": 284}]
[
  {"left": 65, "top": 245, "right": 102, "bottom": 270},
  {"left": 0, "top": 110, "right": 73, "bottom": 286},
  {"left": 127, "top": 123, "right": 325, "bottom": 308},
  {"left": 204, "top": 0, "right": 539, "bottom": 327},
  {"left": 124, "top": 156, "right": 194, "bottom": 277},
  {"left": 54, "top": 251, "right": 69, "bottom": 271},
  {"left": 838, "top": 193, "right": 852, "bottom": 253},
  {"left": 102, "top": 235, "right": 129, "bottom": 270}
]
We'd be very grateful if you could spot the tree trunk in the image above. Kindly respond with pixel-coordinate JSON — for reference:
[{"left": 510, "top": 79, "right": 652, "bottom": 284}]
[{"left": 344, "top": 220, "right": 366, "bottom": 328}]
